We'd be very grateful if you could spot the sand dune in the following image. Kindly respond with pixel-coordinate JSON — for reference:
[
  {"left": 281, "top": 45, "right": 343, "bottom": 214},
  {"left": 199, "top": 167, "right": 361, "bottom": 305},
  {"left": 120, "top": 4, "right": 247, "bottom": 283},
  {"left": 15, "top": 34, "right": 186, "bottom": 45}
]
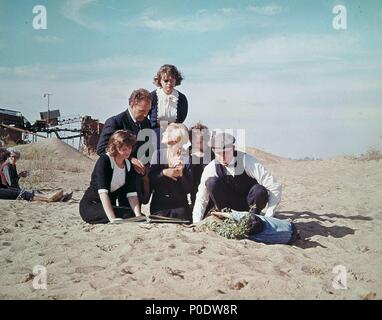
[{"left": 0, "top": 139, "right": 381, "bottom": 299}]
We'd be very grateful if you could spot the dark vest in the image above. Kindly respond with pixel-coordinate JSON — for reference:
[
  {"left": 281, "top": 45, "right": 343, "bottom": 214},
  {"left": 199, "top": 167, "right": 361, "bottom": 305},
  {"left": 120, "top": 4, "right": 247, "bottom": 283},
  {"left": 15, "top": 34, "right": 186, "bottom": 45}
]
[
  {"left": 0, "top": 162, "right": 19, "bottom": 189},
  {"left": 215, "top": 152, "right": 258, "bottom": 195}
]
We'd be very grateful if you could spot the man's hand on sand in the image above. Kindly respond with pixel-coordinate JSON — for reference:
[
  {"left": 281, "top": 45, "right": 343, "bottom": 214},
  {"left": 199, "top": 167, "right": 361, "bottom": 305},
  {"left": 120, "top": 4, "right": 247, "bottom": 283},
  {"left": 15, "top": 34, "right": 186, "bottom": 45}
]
[{"left": 211, "top": 211, "right": 233, "bottom": 219}]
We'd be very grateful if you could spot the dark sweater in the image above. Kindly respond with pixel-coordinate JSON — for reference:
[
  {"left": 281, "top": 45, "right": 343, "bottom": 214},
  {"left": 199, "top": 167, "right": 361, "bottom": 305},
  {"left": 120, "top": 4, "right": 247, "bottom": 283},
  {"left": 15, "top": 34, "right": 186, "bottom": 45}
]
[
  {"left": 149, "top": 150, "right": 193, "bottom": 213},
  {"left": 149, "top": 89, "right": 188, "bottom": 129},
  {"left": 96, "top": 109, "right": 152, "bottom": 157},
  {"left": 81, "top": 154, "right": 137, "bottom": 205},
  {"left": 0, "top": 162, "right": 19, "bottom": 189}
]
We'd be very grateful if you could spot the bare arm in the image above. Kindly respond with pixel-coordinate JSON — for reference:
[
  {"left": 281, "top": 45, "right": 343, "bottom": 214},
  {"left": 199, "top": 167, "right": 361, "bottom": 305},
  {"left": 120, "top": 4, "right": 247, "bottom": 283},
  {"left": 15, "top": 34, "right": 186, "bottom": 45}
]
[
  {"left": 99, "top": 192, "right": 117, "bottom": 222},
  {"left": 211, "top": 211, "right": 233, "bottom": 219},
  {"left": 2, "top": 166, "right": 12, "bottom": 186},
  {"left": 127, "top": 195, "right": 142, "bottom": 217}
]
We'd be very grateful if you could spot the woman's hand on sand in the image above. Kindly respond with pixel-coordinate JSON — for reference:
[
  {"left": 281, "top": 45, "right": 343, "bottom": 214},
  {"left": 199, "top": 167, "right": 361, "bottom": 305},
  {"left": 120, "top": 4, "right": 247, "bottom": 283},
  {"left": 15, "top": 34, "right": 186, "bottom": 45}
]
[{"left": 109, "top": 218, "right": 124, "bottom": 224}]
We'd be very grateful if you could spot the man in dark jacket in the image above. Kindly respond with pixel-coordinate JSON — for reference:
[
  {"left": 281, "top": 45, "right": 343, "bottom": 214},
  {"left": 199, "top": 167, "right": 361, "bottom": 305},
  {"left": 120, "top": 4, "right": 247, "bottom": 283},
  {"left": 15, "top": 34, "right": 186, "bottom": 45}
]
[{"left": 96, "top": 88, "right": 153, "bottom": 204}]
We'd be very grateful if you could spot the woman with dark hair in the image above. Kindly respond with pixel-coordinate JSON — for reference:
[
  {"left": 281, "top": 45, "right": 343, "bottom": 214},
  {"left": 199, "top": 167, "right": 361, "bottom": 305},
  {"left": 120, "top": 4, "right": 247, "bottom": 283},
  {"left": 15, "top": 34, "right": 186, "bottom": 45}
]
[
  {"left": 0, "top": 149, "right": 27, "bottom": 189},
  {"left": 79, "top": 130, "right": 143, "bottom": 224},
  {"left": 149, "top": 65, "right": 188, "bottom": 149}
]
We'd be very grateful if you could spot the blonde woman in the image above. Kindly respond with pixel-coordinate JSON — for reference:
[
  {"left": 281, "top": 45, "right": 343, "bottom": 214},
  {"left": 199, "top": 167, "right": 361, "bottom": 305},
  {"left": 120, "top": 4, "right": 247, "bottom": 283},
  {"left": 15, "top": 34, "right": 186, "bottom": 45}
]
[
  {"left": 149, "top": 123, "right": 192, "bottom": 222},
  {"left": 80, "top": 130, "right": 143, "bottom": 224}
]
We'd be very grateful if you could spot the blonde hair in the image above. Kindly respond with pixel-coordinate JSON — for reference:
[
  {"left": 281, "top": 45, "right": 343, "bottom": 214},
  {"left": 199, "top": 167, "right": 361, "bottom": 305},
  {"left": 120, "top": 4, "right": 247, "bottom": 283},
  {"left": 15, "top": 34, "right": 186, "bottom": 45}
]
[
  {"left": 106, "top": 130, "right": 137, "bottom": 157},
  {"left": 162, "top": 123, "right": 189, "bottom": 145},
  {"left": 161, "top": 123, "right": 189, "bottom": 168}
]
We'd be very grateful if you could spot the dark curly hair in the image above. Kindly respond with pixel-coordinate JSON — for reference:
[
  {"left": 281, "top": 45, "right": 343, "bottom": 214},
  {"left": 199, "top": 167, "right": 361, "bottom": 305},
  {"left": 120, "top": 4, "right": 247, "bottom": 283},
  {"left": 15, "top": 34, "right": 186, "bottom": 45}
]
[
  {"left": 153, "top": 64, "right": 184, "bottom": 87},
  {"left": 0, "top": 147, "right": 10, "bottom": 163}
]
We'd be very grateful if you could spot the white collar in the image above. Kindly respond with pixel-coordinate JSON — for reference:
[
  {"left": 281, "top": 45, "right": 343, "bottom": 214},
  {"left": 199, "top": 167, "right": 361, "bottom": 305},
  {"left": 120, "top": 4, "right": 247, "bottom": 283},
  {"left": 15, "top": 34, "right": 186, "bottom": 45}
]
[
  {"left": 106, "top": 153, "right": 131, "bottom": 172},
  {"left": 157, "top": 88, "right": 179, "bottom": 101},
  {"left": 127, "top": 106, "right": 138, "bottom": 124}
]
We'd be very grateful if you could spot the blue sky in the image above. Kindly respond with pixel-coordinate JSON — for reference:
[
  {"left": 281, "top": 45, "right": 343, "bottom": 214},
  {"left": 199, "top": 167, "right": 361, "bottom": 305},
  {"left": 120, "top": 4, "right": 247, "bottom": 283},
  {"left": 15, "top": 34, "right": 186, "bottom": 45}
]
[{"left": 1, "top": 0, "right": 381, "bottom": 158}]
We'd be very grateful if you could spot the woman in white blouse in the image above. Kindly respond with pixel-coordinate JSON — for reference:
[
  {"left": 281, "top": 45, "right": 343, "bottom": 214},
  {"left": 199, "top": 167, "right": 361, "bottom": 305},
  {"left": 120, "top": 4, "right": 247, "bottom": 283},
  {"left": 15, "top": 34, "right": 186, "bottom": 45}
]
[
  {"left": 79, "top": 130, "right": 143, "bottom": 224},
  {"left": 149, "top": 65, "right": 188, "bottom": 149}
]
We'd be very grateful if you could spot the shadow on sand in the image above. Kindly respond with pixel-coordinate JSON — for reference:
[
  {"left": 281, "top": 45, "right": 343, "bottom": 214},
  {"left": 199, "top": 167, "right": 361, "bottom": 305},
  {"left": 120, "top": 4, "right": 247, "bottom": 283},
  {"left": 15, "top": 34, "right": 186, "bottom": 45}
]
[{"left": 277, "top": 211, "right": 372, "bottom": 249}]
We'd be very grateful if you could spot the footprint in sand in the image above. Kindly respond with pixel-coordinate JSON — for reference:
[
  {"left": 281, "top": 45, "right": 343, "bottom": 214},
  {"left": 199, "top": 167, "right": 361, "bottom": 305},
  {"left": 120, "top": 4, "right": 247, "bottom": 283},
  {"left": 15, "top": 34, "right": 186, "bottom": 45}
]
[
  {"left": 75, "top": 266, "right": 106, "bottom": 273},
  {"left": 228, "top": 280, "right": 248, "bottom": 290},
  {"left": 0, "top": 227, "right": 12, "bottom": 235},
  {"left": 301, "top": 265, "right": 325, "bottom": 276}
]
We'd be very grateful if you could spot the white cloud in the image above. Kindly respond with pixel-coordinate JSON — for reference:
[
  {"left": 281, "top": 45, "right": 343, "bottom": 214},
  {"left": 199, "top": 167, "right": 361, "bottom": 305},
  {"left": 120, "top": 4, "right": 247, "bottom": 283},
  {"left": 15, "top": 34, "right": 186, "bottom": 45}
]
[
  {"left": 0, "top": 65, "right": 57, "bottom": 80},
  {"left": 218, "top": 8, "right": 238, "bottom": 16},
  {"left": 206, "top": 34, "right": 359, "bottom": 67},
  {"left": 0, "top": 78, "right": 153, "bottom": 123},
  {"left": 246, "top": 4, "right": 283, "bottom": 16},
  {"left": 125, "top": 5, "right": 285, "bottom": 32},
  {"left": 61, "top": 0, "right": 99, "bottom": 29},
  {"left": 34, "top": 35, "right": 64, "bottom": 43},
  {"left": 196, "top": 9, "right": 208, "bottom": 15},
  {"left": 127, "top": 8, "right": 239, "bottom": 32},
  {"left": 1, "top": 68, "right": 381, "bottom": 159},
  {"left": 0, "top": 55, "right": 163, "bottom": 82}
]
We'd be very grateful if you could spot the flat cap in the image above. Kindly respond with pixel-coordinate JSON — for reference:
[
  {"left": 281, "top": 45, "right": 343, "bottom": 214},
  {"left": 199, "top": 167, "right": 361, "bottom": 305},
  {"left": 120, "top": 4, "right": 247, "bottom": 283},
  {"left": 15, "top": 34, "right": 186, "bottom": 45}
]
[{"left": 208, "top": 132, "right": 236, "bottom": 151}]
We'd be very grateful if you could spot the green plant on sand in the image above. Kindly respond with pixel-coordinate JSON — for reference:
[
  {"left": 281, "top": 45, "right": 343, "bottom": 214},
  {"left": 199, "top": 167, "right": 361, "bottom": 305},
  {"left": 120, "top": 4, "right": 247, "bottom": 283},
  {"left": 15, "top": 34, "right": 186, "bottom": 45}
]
[{"left": 204, "top": 208, "right": 258, "bottom": 239}]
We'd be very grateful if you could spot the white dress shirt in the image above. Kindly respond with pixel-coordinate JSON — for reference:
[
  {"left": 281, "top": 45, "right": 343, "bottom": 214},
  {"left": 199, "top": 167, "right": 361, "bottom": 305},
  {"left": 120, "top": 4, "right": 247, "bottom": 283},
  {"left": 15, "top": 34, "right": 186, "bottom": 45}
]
[
  {"left": 156, "top": 88, "right": 179, "bottom": 124},
  {"left": 98, "top": 154, "right": 137, "bottom": 198},
  {"left": 192, "top": 152, "right": 282, "bottom": 223}
]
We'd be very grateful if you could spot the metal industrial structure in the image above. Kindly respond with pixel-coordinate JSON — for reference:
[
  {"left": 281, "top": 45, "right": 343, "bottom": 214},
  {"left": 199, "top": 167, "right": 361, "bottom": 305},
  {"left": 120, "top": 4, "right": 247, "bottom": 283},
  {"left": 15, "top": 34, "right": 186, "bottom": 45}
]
[{"left": 0, "top": 108, "right": 104, "bottom": 154}]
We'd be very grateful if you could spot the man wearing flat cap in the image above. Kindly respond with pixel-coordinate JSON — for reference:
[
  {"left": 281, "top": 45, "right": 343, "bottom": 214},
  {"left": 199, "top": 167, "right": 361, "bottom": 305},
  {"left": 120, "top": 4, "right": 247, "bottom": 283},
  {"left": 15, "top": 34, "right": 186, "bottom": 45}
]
[{"left": 192, "top": 132, "right": 282, "bottom": 223}]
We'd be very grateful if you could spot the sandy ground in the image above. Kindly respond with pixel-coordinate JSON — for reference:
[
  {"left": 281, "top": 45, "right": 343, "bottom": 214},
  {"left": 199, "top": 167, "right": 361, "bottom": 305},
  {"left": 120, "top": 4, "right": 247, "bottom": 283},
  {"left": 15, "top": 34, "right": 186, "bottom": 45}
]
[{"left": 0, "top": 139, "right": 381, "bottom": 299}]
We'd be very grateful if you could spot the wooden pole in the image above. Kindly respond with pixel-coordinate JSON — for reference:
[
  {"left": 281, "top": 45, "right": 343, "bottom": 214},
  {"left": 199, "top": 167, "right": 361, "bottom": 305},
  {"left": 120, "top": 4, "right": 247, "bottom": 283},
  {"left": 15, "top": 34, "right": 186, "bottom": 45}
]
[{"left": 0, "top": 123, "right": 47, "bottom": 139}]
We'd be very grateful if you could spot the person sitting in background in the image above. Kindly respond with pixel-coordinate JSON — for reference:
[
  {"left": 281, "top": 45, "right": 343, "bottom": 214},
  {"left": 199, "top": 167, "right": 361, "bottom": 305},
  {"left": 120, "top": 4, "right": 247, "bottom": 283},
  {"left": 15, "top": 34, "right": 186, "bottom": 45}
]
[
  {"left": 149, "top": 123, "right": 193, "bottom": 221},
  {"left": 0, "top": 149, "right": 27, "bottom": 189},
  {"left": 0, "top": 148, "right": 72, "bottom": 202},
  {"left": 80, "top": 130, "right": 143, "bottom": 224},
  {"left": 0, "top": 148, "right": 64, "bottom": 202}
]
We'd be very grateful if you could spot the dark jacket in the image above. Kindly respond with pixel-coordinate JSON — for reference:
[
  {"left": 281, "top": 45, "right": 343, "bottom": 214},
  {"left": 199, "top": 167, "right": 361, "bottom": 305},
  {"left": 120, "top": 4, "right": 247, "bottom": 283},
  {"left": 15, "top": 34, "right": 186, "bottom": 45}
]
[
  {"left": 96, "top": 109, "right": 152, "bottom": 157},
  {"left": 149, "top": 150, "right": 193, "bottom": 214},
  {"left": 0, "top": 162, "right": 19, "bottom": 189},
  {"left": 149, "top": 90, "right": 188, "bottom": 129},
  {"left": 81, "top": 154, "right": 137, "bottom": 206}
]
